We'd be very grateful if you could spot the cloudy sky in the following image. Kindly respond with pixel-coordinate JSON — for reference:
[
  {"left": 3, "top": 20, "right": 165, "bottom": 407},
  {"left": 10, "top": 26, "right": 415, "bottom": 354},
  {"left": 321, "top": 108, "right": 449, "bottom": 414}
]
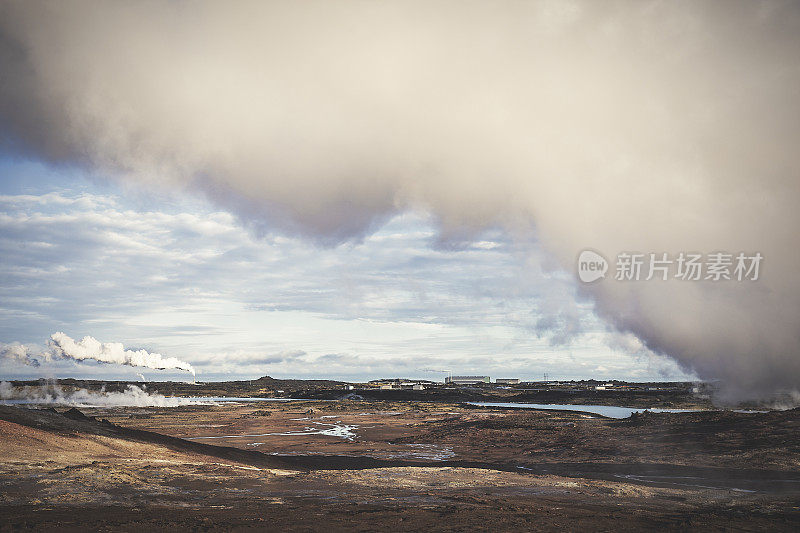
[
  {"left": 1, "top": 2, "right": 798, "bottom": 397},
  {"left": 0, "top": 156, "right": 685, "bottom": 381}
]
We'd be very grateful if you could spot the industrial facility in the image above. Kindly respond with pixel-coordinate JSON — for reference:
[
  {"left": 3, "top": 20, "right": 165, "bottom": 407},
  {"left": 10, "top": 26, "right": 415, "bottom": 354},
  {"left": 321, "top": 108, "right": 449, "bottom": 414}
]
[{"left": 445, "top": 376, "right": 490, "bottom": 385}]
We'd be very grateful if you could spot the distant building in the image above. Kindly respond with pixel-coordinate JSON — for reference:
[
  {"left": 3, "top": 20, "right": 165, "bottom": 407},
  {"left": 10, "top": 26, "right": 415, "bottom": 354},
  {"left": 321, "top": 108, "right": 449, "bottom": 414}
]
[
  {"left": 495, "top": 378, "right": 520, "bottom": 385},
  {"left": 371, "top": 378, "right": 434, "bottom": 390},
  {"left": 445, "top": 376, "right": 490, "bottom": 385}
]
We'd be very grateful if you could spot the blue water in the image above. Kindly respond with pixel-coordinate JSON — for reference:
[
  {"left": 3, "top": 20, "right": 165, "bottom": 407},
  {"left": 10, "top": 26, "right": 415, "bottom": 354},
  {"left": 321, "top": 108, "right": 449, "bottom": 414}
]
[{"left": 466, "top": 402, "right": 701, "bottom": 419}]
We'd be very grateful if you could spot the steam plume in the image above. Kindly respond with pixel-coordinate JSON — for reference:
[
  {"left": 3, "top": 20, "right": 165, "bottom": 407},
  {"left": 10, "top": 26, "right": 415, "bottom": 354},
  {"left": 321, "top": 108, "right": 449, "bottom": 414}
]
[
  {"left": 0, "top": 343, "right": 44, "bottom": 367},
  {"left": 1, "top": 334, "right": 195, "bottom": 376},
  {"left": 1, "top": 1, "right": 799, "bottom": 400},
  {"left": 48, "top": 333, "right": 195, "bottom": 376},
  {"left": 0, "top": 381, "right": 205, "bottom": 407}
]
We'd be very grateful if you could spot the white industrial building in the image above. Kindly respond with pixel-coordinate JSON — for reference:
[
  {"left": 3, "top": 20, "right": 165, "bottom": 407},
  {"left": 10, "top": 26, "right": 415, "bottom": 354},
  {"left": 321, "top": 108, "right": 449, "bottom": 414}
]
[{"left": 445, "top": 376, "right": 490, "bottom": 385}]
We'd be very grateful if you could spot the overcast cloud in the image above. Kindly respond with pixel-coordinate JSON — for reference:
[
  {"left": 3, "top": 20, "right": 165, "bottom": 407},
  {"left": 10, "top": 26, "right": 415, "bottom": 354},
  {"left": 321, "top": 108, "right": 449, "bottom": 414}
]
[
  {"left": 2, "top": 2, "right": 796, "bottom": 399},
  {"left": 0, "top": 163, "right": 687, "bottom": 382}
]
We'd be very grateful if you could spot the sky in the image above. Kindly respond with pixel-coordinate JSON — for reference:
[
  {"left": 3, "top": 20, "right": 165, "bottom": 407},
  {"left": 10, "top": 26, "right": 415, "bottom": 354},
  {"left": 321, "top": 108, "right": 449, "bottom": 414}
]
[
  {"left": 0, "top": 156, "right": 689, "bottom": 382},
  {"left": 1, "top": 1, "right": 798, "bottom": 399}
]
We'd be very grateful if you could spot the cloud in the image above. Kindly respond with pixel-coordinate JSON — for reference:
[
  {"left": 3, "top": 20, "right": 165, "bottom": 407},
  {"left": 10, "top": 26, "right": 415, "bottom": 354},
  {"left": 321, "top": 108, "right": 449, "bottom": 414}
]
[
  {"left": 1, "top": 1, "right": 798, "bottom": 399},
  {"left": 0, "top": 191, "right": 595, "bottom": 355},
  {"left": 190, "top": 349, "right": 307, "bottom": 367}
]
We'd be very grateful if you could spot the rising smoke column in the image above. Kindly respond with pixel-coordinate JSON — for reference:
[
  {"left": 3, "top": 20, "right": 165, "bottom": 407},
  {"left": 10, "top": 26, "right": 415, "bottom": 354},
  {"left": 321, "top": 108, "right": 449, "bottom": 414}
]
[
  {"left": 1, "top": 1, "right": 799, "bottom": 401},
  {"left": 48, "top": 333, "right": 195, "bottom": 376}
]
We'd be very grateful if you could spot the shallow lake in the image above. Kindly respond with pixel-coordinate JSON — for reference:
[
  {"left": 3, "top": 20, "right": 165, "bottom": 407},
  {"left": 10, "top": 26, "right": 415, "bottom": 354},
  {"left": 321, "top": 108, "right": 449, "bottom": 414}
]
[{"left": 465, "top": 402, "right": 701, "bottom": 419}]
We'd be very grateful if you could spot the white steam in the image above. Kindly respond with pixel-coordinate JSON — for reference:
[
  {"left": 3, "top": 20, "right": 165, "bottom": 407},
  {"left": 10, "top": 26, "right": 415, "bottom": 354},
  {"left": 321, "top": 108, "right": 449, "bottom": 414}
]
[
  {"left": 0, "top": 333, "right": 195, "bottom": 376},
  {"left": 49, "top": 332, "right": 195, "bottom": 376},
  {"left": 1, "top": 2, "right": 799, "bottom": 401},
  {"left": 0, "top": 381, "right": 205, "bottom": 408},
  {"left": 0, "top": 342, "right": 46, "bottom": 368}
]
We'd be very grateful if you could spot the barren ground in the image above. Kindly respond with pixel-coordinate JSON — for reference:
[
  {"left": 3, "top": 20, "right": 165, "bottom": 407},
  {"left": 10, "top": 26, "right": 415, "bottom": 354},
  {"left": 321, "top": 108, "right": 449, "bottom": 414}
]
[{"left": 0, "top": 402, "right": 798, "bottom": 531}]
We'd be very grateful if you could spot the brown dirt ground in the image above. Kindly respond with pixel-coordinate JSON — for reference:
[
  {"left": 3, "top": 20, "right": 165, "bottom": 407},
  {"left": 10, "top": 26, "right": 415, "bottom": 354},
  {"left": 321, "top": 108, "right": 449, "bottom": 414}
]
[{"left": 1, "top": 402, "right": 798, "bottom": 531}]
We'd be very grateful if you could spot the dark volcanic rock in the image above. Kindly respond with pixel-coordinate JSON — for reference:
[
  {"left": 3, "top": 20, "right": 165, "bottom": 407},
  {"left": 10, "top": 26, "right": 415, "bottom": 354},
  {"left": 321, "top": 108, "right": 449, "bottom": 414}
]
[{"left": 62, "top": 407, "right": 92, "bottom": 421}]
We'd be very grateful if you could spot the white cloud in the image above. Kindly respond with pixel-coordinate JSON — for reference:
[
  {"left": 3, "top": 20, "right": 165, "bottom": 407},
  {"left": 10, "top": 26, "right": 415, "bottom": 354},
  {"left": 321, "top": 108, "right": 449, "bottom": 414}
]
[{"left": 0, "top": 185, "right": 690, "bottom": 382}]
